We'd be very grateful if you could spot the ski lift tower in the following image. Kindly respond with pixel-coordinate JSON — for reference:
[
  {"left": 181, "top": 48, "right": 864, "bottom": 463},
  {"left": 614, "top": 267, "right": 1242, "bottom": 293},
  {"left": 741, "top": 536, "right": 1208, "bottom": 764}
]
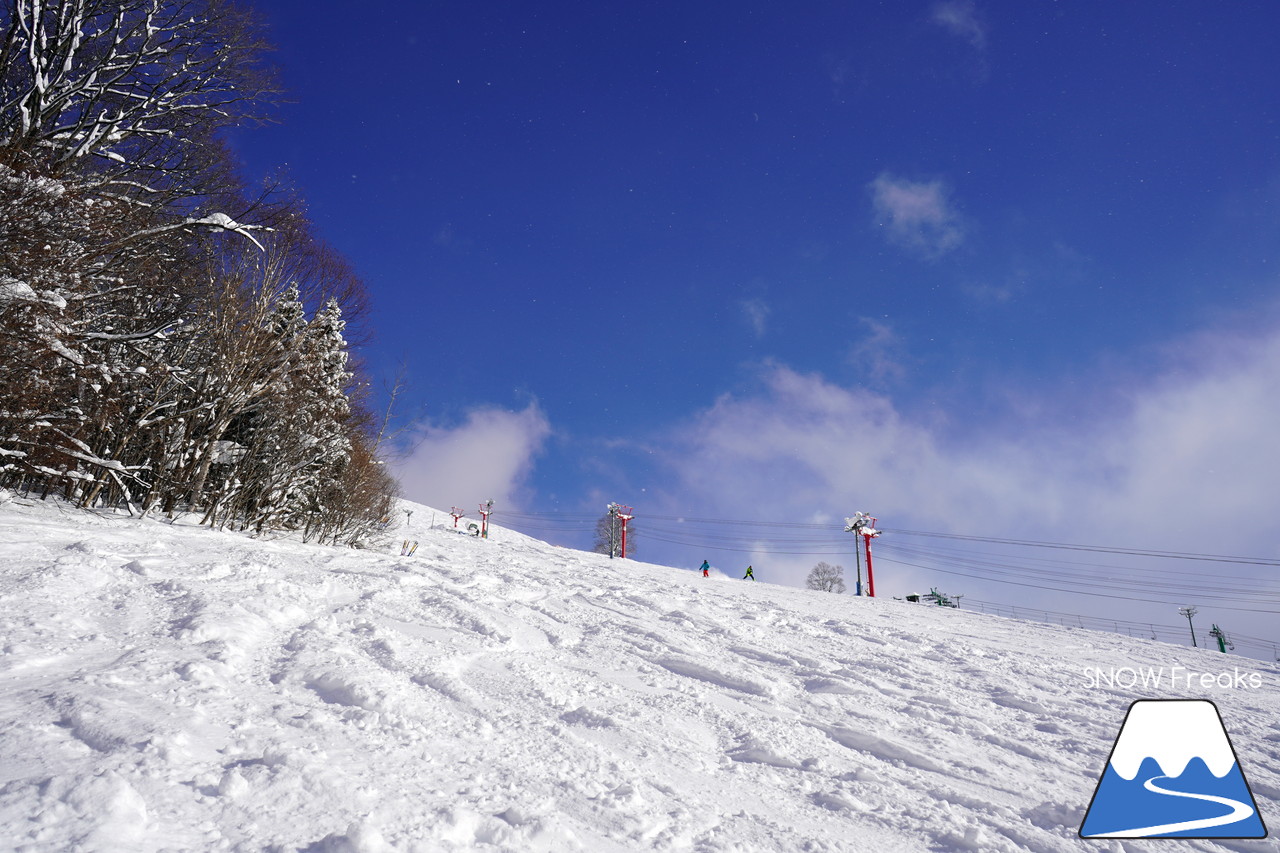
[
  {"left": 844, "top": 512, "right": 880, "bottom": 598},
  {"left": 617, "top": 504, "right": 633, "bottom": 559},
  {"left": 478, "top": 500, "right": 493, "bottom": 539},
  {"left": 449, "top": 507, "right": 466, "bottom": 529},
  {"left": 1209, "top": 624, "right": 1234, "bottom": 654},
  {"left": 605, "top": 503, "right": 634, "bottom": 559}
]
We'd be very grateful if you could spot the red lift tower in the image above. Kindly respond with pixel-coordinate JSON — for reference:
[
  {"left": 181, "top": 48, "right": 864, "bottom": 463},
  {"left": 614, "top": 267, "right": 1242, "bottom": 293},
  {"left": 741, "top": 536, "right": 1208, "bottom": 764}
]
[
  {"left": 617, "top": 505, "right": 633, "bottom": 559},
  {"left": 844, "top": 512, "right": 881, "bottom": 597}
]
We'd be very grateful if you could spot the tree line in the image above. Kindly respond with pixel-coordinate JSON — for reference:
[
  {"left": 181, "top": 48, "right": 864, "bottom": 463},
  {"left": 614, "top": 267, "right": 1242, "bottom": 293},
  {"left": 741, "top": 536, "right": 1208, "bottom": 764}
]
[{"left": 0, "top": 0, "right": 396, "bottom": 544}]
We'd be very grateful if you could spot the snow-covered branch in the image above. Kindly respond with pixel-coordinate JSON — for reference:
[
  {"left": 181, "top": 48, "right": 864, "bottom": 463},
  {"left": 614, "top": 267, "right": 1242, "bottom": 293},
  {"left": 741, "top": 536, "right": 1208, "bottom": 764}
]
[
  {"left": 103, "top": 211, "right": 270, "bottom": 252},
  {"left": 1, "top": 0, "right": 279, "bottom": 175}
]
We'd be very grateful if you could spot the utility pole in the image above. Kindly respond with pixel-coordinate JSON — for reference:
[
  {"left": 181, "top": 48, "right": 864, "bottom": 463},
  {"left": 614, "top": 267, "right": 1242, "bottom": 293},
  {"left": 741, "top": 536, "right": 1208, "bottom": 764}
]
[
  {"left": 854, "top": 535, "right": 863, "bottom": 596},
  {"left": 844, "top": 512, "right": 880, "bottom": 598},
  {"left": 1179, "top": 606, "right": 1198, "bottom": 648}
]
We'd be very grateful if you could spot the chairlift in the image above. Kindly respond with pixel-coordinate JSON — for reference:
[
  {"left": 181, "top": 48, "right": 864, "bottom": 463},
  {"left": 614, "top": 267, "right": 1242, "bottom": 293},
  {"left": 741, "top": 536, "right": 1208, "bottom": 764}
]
[{"left": 921, "top": 587, "right": 958, "bottom": 608}]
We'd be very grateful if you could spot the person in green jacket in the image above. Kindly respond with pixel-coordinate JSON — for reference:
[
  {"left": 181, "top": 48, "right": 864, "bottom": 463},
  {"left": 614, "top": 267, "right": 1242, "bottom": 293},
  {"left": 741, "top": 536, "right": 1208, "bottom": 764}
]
[{"left": 743, "top": 565, "right": 755, "bottom": 581}]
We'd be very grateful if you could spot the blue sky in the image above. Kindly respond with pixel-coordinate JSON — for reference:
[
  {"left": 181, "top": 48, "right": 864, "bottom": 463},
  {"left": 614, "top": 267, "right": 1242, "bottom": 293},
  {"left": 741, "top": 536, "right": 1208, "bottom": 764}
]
[{"left": 231, "top": 2, "right": 1280, "bottom": 650}]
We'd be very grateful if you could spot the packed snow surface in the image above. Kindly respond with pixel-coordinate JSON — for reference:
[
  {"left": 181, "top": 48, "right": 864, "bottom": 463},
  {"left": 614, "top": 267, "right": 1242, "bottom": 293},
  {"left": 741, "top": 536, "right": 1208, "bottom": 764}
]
[{"left": 0, "top": 495, "right": 1276, "bottom": 851}]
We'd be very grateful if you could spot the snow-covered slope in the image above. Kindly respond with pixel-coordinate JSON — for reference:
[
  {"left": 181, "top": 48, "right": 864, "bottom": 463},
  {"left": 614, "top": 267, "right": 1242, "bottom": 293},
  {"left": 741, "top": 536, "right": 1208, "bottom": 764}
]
[{"left": 0, "top": 496, "right": 1276, "bottom": 851}]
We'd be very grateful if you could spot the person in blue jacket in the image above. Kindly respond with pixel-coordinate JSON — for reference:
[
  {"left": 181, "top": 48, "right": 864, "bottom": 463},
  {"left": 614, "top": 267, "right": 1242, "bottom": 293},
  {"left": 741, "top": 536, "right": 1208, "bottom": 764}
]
[{"left": 699, "top": 560, "right": 710, "bottom": 578}]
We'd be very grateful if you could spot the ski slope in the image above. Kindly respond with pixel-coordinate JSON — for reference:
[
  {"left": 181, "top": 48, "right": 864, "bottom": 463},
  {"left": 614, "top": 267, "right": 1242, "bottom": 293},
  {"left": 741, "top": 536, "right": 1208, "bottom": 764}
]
[{"left": 0, "top": 495, "right": 1276, "bottom": 851}]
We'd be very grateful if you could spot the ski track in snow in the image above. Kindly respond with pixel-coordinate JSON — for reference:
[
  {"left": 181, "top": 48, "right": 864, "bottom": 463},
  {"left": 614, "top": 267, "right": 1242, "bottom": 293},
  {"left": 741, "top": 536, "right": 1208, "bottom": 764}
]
[{"left": 0, "top": 496, "right": 1275, "bottom": 851}]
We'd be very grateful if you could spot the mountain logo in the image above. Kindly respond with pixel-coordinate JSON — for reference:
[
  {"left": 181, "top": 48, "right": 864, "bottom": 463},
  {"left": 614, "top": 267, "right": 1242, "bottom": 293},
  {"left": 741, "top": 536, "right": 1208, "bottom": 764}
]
[{"left": 1080, "top": 699, "right": 1267, "bottom": 839}]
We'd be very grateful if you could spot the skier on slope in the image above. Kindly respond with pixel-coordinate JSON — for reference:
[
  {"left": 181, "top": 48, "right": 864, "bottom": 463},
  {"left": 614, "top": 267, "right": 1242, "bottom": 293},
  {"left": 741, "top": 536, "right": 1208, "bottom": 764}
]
[
  {"left": 700, "top": 560, "right": 710, "bottom": 578},
  {"left": 743, "top": 565, "right": 755, "bottom": 581}
]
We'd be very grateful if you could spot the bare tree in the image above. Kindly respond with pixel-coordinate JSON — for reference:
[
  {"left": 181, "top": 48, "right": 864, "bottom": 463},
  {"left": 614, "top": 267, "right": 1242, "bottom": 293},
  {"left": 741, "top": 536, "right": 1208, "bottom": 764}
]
[{"left": 806, "top": 562, "right": 846, "bottom": 593}]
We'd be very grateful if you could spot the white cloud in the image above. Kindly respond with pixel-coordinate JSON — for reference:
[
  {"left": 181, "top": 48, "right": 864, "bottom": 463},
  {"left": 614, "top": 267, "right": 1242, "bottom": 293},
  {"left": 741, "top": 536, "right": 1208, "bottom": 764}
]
[
  {"left": 652, "top": 324, "right": 1280, "bottom": 640},
  {"left": 1088, "top": 332, "right": 1280, "bottom": 539},
  {"left": 869, "top": 173, "right": 965, "bottom": 258},
  {"left": 394, "top": 403, "right": 551, "bottom": 512},
  {"left": 740, "top": 298, "right": 770, "bottom": 337},
  {"left": 930, "top": 0, "right": 987, "bottom": 50}
]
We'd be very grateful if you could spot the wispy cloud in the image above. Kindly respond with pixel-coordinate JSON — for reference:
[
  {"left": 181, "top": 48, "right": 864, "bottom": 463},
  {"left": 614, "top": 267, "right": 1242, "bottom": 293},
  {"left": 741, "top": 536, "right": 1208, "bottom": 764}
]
[
  {"left": 740, "top": 298, "right": 771, "bottom": 338},
  {"left": 821, "top": 53, "right": 863, "bottom": 101},
  {"left": 869, "top": 173, "right": 966, "bottom": 258},
  {"left": 848, "top": 317, "right": 906, "bottom": 382},
  {"left": 930, "top": 0, "right": 987, "bottom": 51},
  {"left": 961, "top": 280, "right": 1015, "bottom": 304},
  {"left": 394, "top": 403, "right": 551, "bottom": 511}
]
